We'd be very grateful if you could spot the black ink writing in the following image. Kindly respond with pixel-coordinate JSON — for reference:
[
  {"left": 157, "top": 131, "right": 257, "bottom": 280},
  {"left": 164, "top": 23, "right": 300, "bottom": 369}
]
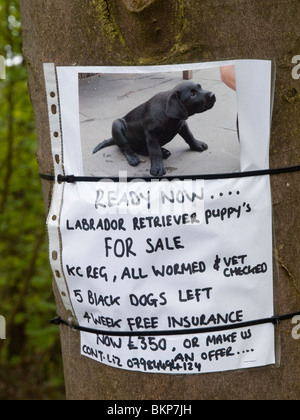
[
  {"left": 127, "top": 317, "right": 159, "bottom": 332},
  {"left": 82, "top": 346, "right": 123, "bottom": 367},
  {"left": 95, "top": 188, "right": 151, "bottom": 210},
  {"left": 224, "top": 263, "right": 268, "bottom": 277},
  {"left": 66, "top": 265, "right": 83, "bottom": 277},
  {"left": 182, "top": 337, "right": 200, "bottom": 348},
  {"left": 66, "top": 218, "right": 126, "bottom": 232},
  {"left": 213, "top": 254, "right": 268, "bottom": 278},
  {"left": 132, "top": 213, "right": 200, "bottom": 231},
  {"left": 86, "top": 265, "right": 117, "bottom": 283},
  {"left": 240, "top": 329, "right": 252, "bottom": 340},
  {"left": 104, "top": 237, "right": 136, "bottom": 258},
  {"left": 121, "top": 267, "right": 148, "bottom": 280},
  {"left": 152, "top": 261, "right": 206, "bottom": 277},
  {"left": 84, "top": 312, "right": 122, "bottom": 328},
  {"left": 127, "top": 336, "right": 167, "bottom": 352},
  {"left": 167, "top": 310, "right": 243, "bottom": 329},
  {"left": 161, "top": 188, "right": 204, "bottom": 205},
  {"left": 205, "top": 202, "right": 252, "bottom": 225},
  {"left": 200, "top": 347, "right": 235, "bottom": 362},
  {"left": 223, "top": 255, "right": 248, "bottom": 266},
  {"left": 129, "top": 292, "right": 167, "bottom": 308},
  {"left": 145, "top": 236, "right": 185, "bottom": 254},
  {"left": 87, "top": 291, "right": 121, "bottom": 307},
  {"left": 96, "top": 335, "right": 122, "bottom": 349},
  {"left": 206, "top": 332, "right": 238, "bottom": 347},
  {"left": 126, "top": 353, "right": 201, "bottom": 372},
  {"left": 178, "top": 288, "right": 212, "bottom": 302}
]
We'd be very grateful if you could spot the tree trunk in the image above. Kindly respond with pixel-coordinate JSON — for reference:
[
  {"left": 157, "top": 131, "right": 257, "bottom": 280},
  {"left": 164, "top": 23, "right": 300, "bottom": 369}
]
[{"left": 20, "top": 0, "right": 300, "bottom": 400}]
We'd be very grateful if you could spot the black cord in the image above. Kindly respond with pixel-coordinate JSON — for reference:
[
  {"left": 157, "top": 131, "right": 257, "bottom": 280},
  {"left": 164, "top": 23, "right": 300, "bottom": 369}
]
[
  {"left": 40, "top": 165, "right": 300, "bottom": 183},
  {"left": 50, "top": 310, "right": 300, "bottom": 337}
]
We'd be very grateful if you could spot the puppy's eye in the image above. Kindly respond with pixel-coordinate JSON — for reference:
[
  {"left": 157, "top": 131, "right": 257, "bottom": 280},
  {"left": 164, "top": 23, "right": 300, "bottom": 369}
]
[{"left": 191, "top": 90, "right": 197, "bottom": 98}]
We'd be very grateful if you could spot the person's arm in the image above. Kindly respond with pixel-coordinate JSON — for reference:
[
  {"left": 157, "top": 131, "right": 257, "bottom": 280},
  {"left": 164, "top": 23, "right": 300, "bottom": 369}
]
[{"left": 220, "top": 65, "right": 236, "bottom": 91}]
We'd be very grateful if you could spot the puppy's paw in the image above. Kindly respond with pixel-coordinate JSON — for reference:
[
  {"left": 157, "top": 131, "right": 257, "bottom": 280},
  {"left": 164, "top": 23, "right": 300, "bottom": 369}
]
[
  {"left": 124, "top": 151, "right": 141, "bottom": 167},
  {"left": 190, "top": 140, "right": 208, "bottom": 152},
  {"left": 150, "top": 163, "right": 167, "bottom": 177},
  {"left": 161, "top": 148, "right": 172, "bottom": 160}
]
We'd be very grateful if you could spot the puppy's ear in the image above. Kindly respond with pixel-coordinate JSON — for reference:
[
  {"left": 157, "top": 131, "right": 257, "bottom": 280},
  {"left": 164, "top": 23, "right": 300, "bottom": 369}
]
[{"left": 166, "top": 90, "right": 189, "bottom": 120}]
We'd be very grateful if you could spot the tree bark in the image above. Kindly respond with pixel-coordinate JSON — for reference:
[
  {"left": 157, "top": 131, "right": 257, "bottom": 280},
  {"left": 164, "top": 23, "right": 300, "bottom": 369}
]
[{"left": 20, "top": 0, "right": 300, "bottom": 400}]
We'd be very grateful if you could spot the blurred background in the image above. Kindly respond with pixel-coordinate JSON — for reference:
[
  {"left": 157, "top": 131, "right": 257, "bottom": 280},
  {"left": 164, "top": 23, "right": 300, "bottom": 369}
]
[{"left": 0, "top": 0, "right": 65, "bottom": 399}]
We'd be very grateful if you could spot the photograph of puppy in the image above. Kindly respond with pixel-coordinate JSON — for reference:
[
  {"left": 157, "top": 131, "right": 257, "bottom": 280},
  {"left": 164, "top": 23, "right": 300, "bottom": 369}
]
[
  {"left": 79, "top": 67, "right": 239, "bottom": 178},
  {"left": 92, "top": 81, "right": 216, "bottom": 176}
]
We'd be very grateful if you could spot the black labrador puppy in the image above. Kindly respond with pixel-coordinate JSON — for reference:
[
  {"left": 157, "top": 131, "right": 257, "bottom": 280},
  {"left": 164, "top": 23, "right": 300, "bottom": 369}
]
[{"left": 93, "top": 81, "right": 216, "bottom": 176}]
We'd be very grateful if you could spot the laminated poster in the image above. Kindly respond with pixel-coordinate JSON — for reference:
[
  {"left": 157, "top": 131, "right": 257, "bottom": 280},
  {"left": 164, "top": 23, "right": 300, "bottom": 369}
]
[{"left": 46, "top": 60, "right": 276, "bottom": 374}]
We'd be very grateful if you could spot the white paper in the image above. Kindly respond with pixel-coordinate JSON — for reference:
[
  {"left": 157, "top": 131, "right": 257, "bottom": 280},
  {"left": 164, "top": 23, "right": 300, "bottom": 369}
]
[{"left": 49, "top": 60, "right": 276, "bottom": 374}]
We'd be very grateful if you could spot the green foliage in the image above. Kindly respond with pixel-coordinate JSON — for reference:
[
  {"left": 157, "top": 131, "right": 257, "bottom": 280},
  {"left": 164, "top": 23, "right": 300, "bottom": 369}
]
[{"left": 0, "top": 0, "right": 64, "bottom": 400}]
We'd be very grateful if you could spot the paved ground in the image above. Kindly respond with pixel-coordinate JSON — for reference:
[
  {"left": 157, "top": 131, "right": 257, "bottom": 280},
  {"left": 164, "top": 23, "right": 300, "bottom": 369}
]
[{"left": 79, "top": 67, "right": 240, "bottom": 178}]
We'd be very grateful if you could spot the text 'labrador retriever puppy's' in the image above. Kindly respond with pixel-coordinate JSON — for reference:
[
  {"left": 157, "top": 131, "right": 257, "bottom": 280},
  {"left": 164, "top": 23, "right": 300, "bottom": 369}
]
[{"left": 93, "top": 81, "right": 216, "bottom": 176}]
